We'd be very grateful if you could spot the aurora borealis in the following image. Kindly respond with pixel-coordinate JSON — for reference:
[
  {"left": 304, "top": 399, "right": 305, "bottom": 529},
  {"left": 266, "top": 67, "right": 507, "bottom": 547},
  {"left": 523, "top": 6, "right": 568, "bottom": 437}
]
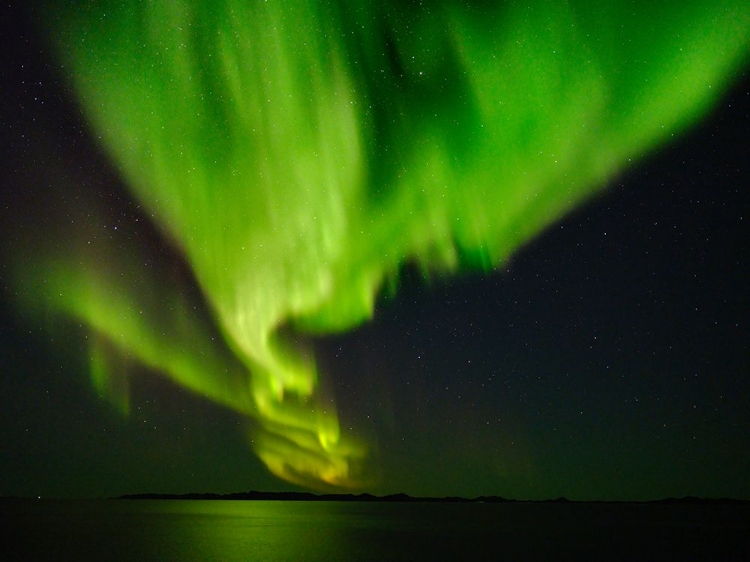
[{"left": 1, "top": 1, "right": 749, "bottom": 499}]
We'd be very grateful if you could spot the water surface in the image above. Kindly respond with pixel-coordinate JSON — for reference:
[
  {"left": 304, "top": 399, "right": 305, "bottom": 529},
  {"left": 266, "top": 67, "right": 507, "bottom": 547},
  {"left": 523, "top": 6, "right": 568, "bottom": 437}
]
[{"left": 2, "top": 499, "right": 748, "bottom": 561}]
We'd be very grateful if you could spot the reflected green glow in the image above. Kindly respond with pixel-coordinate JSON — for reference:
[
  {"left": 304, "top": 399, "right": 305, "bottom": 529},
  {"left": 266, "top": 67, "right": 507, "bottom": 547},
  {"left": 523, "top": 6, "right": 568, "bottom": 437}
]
[{"left": 19, "top": 1, "right": 749, "bottom": 488}]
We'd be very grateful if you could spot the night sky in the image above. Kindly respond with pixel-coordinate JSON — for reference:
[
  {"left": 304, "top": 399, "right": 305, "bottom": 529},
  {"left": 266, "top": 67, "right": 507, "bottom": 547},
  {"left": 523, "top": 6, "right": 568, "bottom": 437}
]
[{"left": 1, "top": 2, "right": 748, "bottom": 501}]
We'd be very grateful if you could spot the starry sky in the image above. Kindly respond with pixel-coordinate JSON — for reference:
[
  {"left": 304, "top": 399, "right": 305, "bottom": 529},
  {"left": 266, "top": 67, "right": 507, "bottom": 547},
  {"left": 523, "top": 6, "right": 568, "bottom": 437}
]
[{"left": 1, "top": 2, "right": 748, "bottom": 501}]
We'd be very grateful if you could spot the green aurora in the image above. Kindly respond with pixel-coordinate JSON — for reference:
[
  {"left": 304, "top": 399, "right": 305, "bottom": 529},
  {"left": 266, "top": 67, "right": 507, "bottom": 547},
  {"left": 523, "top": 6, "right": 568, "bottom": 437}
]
[{"left": 12, "top": 0, "right": 749, "bottom": 489}]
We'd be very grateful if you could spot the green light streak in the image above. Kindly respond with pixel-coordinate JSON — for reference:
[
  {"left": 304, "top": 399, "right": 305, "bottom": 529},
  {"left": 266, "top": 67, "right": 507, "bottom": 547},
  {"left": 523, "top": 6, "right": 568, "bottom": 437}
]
[{"left": 18, "top": 0, "right": 749, "bottom": 488}]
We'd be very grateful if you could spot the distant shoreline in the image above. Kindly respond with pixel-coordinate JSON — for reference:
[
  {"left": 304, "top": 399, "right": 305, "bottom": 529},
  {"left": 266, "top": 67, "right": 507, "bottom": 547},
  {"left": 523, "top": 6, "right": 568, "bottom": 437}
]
[
  {"left": 2, "top": 492, "right": 747, "bottom": 504},
  {"left": 113, "top": 491, "right": 750, "bottom": 505}
]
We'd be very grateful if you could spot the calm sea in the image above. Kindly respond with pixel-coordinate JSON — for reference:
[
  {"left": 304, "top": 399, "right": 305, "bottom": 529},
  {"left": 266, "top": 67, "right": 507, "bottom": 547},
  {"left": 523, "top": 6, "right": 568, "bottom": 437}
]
[{"left": 2, "top": 499, "right": 748, "bottom": 561}]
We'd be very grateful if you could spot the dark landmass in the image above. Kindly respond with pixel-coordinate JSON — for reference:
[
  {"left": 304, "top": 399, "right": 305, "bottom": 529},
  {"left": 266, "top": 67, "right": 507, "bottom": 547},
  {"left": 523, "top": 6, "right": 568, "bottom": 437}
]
[
  {"left": 118, "top": 491, "right": 483, "bottom": 502},
  {"left": 115, "top": 491, "right": 750, "bottom": 504}
]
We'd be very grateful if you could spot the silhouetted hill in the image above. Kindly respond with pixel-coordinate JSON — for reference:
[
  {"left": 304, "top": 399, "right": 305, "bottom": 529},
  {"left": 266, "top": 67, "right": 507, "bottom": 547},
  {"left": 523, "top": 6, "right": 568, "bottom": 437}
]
[
  {"left": 117, "top": 491, "right": 511, "bottom": 502},
  {"left": 116, "top": 492, "right": 750, "bottom": 504}
]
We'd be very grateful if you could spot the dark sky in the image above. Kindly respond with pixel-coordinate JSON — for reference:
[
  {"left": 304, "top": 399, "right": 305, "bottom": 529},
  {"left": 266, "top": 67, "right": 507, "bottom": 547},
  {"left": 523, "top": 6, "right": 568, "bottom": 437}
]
[
  {"left": 1, "top": 3, "right": 748, "bottom": 500},
  {"left": 320, "top": 82, "right": 750, "bottom": 500}
]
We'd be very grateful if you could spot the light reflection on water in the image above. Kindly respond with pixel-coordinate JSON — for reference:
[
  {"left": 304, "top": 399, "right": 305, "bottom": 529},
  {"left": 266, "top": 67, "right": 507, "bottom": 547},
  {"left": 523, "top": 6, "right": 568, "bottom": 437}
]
[{"left": 2, "top": 499, "right": 748, "bottom": 561}]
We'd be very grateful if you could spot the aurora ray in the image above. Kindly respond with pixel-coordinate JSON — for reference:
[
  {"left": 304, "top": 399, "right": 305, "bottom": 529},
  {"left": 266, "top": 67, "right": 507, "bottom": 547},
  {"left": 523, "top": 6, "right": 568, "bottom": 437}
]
[{"left": 9, "top": 0, "right": 749, "bottom": 489}]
